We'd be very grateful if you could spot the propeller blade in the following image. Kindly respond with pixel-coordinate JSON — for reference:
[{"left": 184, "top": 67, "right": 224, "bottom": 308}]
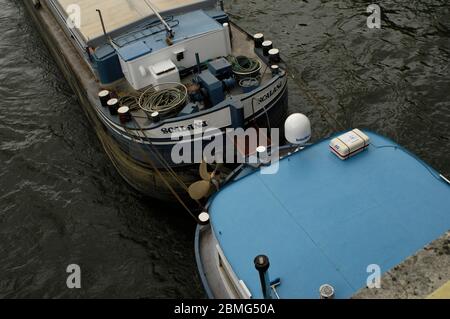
[
  {"left": 199, "top": 161, "right": 211, "bottom": 181},
  {"left": 188, "top": 180, "right": 212, "bottom": 200}
]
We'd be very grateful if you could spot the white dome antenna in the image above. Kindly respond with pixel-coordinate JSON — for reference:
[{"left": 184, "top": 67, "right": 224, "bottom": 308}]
[{"left": 284, "top": 113, "right": 311, "bottom": 145}]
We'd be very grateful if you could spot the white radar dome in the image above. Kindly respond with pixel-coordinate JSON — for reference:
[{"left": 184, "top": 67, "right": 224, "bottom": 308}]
[{"left": 284, "top": 113, "right": 311, "bottom": 145}]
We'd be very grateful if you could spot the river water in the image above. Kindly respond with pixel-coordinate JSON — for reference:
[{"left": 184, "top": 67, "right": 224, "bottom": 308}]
[{"left": 0, "top": 0, "right": 449, "bottom": 298}]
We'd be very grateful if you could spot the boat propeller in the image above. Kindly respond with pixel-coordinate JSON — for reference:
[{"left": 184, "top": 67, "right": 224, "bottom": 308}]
[{"left": 188, "top": 161, "right": 222, "bottom": 200}]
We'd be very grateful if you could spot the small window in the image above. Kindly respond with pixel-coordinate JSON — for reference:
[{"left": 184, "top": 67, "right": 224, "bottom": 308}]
[{"left": 174, "top": 49, "right": 185, "bottom": 61}]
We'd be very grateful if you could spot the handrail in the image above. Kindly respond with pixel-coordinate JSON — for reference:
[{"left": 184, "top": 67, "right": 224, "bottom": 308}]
[{"left": 143, "top": 0, "right": 174, "bottom": 39}]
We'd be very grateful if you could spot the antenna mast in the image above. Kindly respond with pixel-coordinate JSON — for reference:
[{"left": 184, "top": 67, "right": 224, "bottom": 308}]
[
  {"left": 144, "top": 0, "right": 174, "bottom": 39},
  {"left": 96, "top": 9, "right": 111, "bottom": 43}
]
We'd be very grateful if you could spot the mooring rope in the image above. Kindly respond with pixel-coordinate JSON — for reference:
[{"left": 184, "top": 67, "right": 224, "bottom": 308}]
[
  {"left": 118, "top": 87, "right": 200, "bottom": 204},
  {"left": 277, "top": 52, "right": 346, "bottom": 132},
  {"left": 123, "top": 124, "right": 203, "bottom": 222}
]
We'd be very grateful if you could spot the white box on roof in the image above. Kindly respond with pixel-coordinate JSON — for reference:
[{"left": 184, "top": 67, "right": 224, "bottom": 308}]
[
  {"left": 151, "top": 60, "right": 177, "bottom": 75},
  {"left": 149, "top": 60, "right": 180, "bottom": 86},
  {"left": 330, "top": 129, "right": 370, "bottom": 160}
]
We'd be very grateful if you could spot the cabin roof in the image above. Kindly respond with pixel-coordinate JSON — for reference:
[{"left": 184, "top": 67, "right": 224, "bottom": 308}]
[
  {"left": 50, "top": 0, "right": 216, "bottom": 46},
  {"left": 115, "top": 10, "right": 223, "bottom": 62},
  {"left": 209, "top": 131, "right": 450, "bottom": 299}
]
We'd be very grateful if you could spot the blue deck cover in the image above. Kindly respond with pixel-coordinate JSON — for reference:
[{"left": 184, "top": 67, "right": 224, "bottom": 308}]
[
  {"left": 209, "top": 132, "right": 450, "bottom": 299},
  {"left": 116, "top": 10, "right": 223, "bottom": 62}
]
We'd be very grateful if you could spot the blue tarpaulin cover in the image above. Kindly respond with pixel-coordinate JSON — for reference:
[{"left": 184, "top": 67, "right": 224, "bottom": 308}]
[{"left": 210, "top": 132, "right": 450, "bottom": 298}]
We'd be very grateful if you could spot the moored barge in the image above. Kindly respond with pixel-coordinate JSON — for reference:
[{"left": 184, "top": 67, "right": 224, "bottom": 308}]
[{"left": 24, "top": 0, "right": 289, "bottom": 204}]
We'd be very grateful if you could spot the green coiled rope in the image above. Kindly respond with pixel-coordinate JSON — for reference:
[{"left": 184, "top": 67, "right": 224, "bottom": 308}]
[{"left": 227, "top": 55, "right": 261, "bottom": 75}]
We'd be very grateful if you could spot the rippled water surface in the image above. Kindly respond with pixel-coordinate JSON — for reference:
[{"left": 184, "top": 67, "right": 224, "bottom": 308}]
[
  {"left": 226, "top": 0, "right": 450, "bottom": 172},
  {"left": 0, "top": 0, "right": 449, "bottom": 298},
  {"left": 0, "top": 0, "right": 203, "bottom": 298}
]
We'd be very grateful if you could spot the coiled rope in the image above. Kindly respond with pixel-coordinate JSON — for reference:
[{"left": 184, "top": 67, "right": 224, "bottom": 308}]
[
  {"left": 138, "top": 83, "right": 187, "bottom": 117},
  {"left": 228, "top": 55, "right": 261, "bottom": 75},
  {"left": 119, "top": 93, "right": 140, "bottom": 111}
]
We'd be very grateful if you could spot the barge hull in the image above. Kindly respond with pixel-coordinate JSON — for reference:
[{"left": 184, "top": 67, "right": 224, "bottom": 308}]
[
  {"left": 23, "top": 0, "right": 288, "bottom": 201},
  {"left": 23, "top": 0, "right": 200, "bottom": 201}
]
